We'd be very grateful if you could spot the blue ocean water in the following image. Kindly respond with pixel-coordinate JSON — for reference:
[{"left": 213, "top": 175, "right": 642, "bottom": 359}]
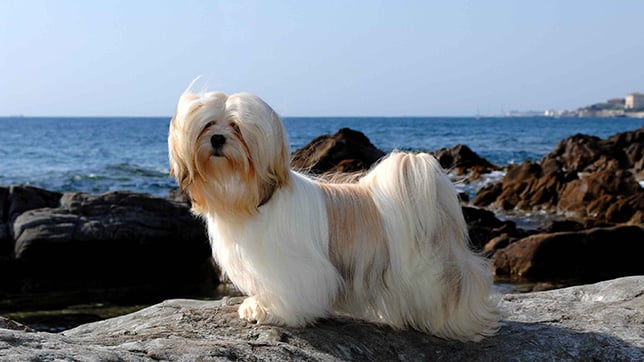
[{"left": 1, "top": 116, "right": 642, "bottom": 197}]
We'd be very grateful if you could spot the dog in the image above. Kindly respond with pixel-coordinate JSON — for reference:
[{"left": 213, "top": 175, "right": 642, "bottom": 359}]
[{"left": 168, "top": 86, "right": 500, "bottom": 342}]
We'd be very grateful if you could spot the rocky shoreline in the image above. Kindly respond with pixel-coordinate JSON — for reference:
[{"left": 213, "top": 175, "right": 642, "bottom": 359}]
[
  {"left": 291, "top": 126, "right": 643, "bottom": 285},
  {"left": 1, "top": 276, "right": 642, "bottom": 360},
  {"left": 1, "top": 126, "right": 643, "bottom": 337}
]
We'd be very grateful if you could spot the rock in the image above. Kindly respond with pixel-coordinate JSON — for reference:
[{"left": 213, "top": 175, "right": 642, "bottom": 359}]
[
  {"left": 0, "top": 317, "right": 33, "bottom": 332},
  {"left": 483, "top": 234, "right": 517, "bottom": 254},
  {"left": 495, "top": 161, "right": 549, "bottom": 210},
  {"left": 541, "top": 127, "right": 644, "bottom": 221},
  {"left": 3, "top": 190, "right": 216, "bottom": 297},
  {"left": 0, "top": 188, "right": 9, "bottom": 256},
  {"left": 473, "top": 127, "right": 644, "bottom": 224},
  {"left": 470, "top": 181, "right": 503, "bottom": 207},
  {"left": 472, "top": 161, "right": 577, "bottom": 212},
  {"left": 290, "top": 130, "right": 497, "bottom": 183},
  {"left": 536, "top": 219, "right": 585, "bottom": 234},
  {"left": 542, "top": 126, "right": 643, "bottom": 176},
  {"left": 462, "top": 206, "right": 530, "bottom": 251},
  {"left": 433, "top": 144, "right": 499, "bottom": 178},
  {"left": 13, "top": 191, "right": 209, "bottom": 257},
  {"left": 1, "top": 277, "right": 642, "bottom": 361},
  {"left": 0, "top": 186, "right": 62, "bottom": 256},
  {"left": 2, "top": 186, "right": 62, "bottom": 222},
  {"left": 290, "top": 128, "right": 386, "bottom": 174},
  {"left": 493, "top": 225, "right": 644, "bottom": 282},
  {"left": 544, "top": 133, "right": 618, "bottom": 173},
  {"left": 557, "top": 169, "right": 643, "bottom": 223},
  {"left": 167, "top": 187, "right": 190, "bottom": 204}
]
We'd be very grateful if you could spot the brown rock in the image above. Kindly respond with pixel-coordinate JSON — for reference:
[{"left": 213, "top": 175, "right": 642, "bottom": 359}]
[
  {"left": 473, "top": 161, "right": 576, "bottom": 212},
  {"left": 606, "top": 126, "right": 644, "bottom": 178},
  {"left": 433, "top": 144, "right": 499, "bottom": 177},
  {"left": 461, "top": 206, "right": 527, "bottom": 251},
  {"left": 290, "top": 128, "right": 385, "bottom": 174},
  {"left": 536, "top": 219, "right": 585, "bottom": 234},
  {"left": 471, "top": 182, "right": 503, "bottom": 207},
  {"left": 625, "top": 142, "right": 644, "bottom": 180},
  {"left": 629, "top": 210, "right": 644, "bottom": 225},
  {"left": 493, "top": 225, "right": 644, "bottom": 282},
  {"left": 473, "top": 127, "right": 644, "bottom": 224},
  {"left": 557, "top": 169, "right": 642, "bottom": 222},
  {"left": 495, "top": 162, "right": 543, "bottom": 210},
  {"left": 483, "top": 233, "right": 517, "bottom": 255},
  {"left": 543, "top": 133, "right": 613, "bottom": 172},
  {"left": 542, "top": 126, "right": 643, "bottom": 176}
]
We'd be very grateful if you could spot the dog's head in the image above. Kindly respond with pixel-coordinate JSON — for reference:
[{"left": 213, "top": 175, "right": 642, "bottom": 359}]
[{"left": 168, "top": 89, "right": 290, "bottom": 216}]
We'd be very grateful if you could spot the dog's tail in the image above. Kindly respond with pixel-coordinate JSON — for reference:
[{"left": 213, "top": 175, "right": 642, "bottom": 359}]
[{"left": 360, "top": 151, "right": 500, "bottom": 341}]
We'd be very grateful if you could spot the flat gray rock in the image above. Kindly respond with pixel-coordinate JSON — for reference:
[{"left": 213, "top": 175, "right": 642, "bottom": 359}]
[{"left": 1, "top": 276, "right": 643, "bottom": 361}]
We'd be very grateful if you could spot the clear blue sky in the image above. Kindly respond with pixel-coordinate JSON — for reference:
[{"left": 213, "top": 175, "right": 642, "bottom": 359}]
[{"left": 1, "top": 1, "right": 643, "bottom": 117}]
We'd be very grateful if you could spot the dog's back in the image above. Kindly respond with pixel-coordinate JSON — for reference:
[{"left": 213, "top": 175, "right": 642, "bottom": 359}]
[{"left": 350, "top": 152, "right": 500, "bottom": 341}]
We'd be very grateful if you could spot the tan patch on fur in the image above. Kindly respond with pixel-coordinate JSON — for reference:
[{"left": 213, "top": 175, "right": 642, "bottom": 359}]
[{"left": 319, "top": 183, "right": 390, "bottom": 290}]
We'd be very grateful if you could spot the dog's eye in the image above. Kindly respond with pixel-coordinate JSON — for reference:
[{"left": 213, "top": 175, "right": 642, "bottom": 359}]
[
  {"left": 230, "top": 122, "right": 241, "bottom": 134},
  {"left": 199, "top": 121, "right": 216, "bottom": 135},
  {"left": 204, "top": 121, "right": 216, "bottom": 128}
]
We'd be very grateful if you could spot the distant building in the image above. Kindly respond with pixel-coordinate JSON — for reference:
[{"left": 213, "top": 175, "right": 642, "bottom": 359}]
[
  {"left": 607, "top": 98, "right": 625, "bottom": 106},
  {"left": 625, "top": 93, "right": 644, "bottom": 109}
]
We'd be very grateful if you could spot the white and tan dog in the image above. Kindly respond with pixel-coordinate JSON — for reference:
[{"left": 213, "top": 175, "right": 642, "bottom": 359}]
[{"left": 168, "top": 86, "right": 499, "bottom": 341}]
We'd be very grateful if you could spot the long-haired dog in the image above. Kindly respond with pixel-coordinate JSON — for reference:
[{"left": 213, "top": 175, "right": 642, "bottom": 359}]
[{"left": 168, "top": 86, "right": 500, "bottom": 342}]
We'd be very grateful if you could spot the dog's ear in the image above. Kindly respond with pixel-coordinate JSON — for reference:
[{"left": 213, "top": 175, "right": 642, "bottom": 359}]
[
  {"left": 168, "top": 115, "right": 196, "bottom": 200},
  {"left": 170, "top": 159, "right": 207, "bottom": 213},
  {"left": 186, "top": 182, "right": 207, "bottom": 213},
  {"left": 269, "top": 111, "right": 291, "bottom": 188}
]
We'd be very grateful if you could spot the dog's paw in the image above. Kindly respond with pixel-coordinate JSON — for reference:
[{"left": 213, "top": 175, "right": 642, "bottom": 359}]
[{"left": 239, "top": 296, "right": 271, "bottom": 324}]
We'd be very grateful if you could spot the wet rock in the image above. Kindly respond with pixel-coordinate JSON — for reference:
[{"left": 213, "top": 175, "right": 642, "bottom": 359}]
[
  {"left": 557, "top": 169, "right": 643, "bottom": 223},
  {"left": 473, "top": 127, "right": 644, "bottom": 224},
  {"left": 458, "top": 192, "right": 470, "bottom": 202},
  {"left": 472, "top": 161, "right": 577, "bottom": 212},
  {"left": 1, "top": 277, "right": 642, "bottom": 361},
  {"left": 493, "top": 225, "right": 644, "bottom": 282},
  {"left": 470, "top": 182, "right": 503, "bottom": 207},
  {"left": 461, "top": 206, "right": 529, "bottom": 251}
]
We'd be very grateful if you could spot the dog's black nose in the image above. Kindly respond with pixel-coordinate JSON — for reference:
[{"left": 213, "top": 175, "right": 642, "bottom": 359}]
[{"left": 210, "top": 134, "right": 226, "bottom": 149}]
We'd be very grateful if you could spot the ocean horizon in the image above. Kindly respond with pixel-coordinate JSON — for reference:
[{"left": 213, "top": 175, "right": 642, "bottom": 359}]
[{"left": 1, "top": 116, "right": 642, "bottom": 198}]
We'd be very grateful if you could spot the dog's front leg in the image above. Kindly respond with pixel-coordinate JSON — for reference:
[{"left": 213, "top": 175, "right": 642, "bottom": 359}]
[{"left": 238, "top": 295, "right": 280, "bottom": 325}]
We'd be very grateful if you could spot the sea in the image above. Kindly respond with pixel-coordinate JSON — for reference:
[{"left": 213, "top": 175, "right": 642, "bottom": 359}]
[
  {"left": 2, "top": 116, "right": 643, "bottom": 327},
  {"left": 1, "top": 116, "right": 642, "bottom": 199}
]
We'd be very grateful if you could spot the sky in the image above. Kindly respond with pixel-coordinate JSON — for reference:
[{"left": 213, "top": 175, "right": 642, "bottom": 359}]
[{"left": 1, "top": 1, "right": 643, "bottom": 117}]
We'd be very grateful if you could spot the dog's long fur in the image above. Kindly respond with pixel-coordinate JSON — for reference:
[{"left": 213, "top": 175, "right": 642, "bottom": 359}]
[{"left": 168, "top": 87, "right": 500, "bottom": 341}]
